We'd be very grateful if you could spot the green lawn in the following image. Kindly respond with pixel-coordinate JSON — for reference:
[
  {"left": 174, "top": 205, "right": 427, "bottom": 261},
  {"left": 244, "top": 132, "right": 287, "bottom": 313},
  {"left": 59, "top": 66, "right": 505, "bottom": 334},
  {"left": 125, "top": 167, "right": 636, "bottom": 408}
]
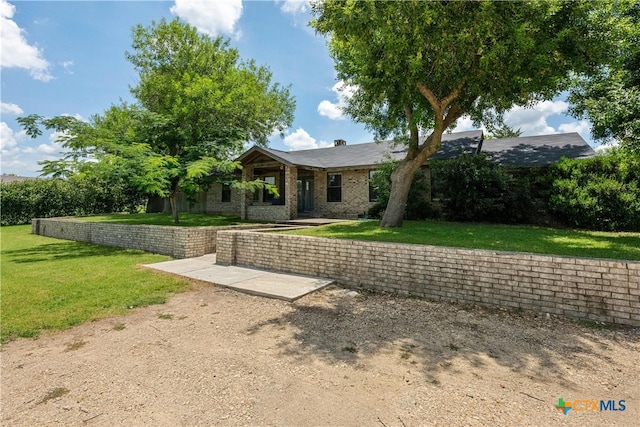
[
  {"left": 0, "top": 225, "right": 190, "bottom": 343},
  {"left": 75, "top": 213, "right": 252, "bottom": 227},
  {"left": 281, "top": 220, "right": 640, "bottom": 261}
]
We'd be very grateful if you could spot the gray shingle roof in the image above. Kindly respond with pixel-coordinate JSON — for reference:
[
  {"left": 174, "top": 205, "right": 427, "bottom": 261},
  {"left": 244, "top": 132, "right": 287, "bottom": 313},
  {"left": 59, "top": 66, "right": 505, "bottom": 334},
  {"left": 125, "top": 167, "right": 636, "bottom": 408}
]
[
  {"left": 238, "top": 130, "right": 595, "bottom": 169},
  {"left": 239, "top": 130, "right": 483, "bottom": 169},
  {"left": 481, "top": 133, "right": 596, "bottom": 167}
]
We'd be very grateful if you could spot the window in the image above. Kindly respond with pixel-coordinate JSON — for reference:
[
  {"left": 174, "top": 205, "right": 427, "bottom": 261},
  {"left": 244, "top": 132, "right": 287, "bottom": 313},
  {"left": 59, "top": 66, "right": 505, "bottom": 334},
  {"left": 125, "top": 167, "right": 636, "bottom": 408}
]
[
  {"left": 327, "top": 173, "right": 342, "bottom": 202},
  {"left": 253, "top": 175, "right": 277, "bottom": 202},
  {"left": 263, "top": 176, "right": 276, "bottom": 202},
  {"left": 221, "top": 183, "right": 231, "bottom": 203},
  {"left": 369, "top": 170, "right": 378, "bottom": 202}
]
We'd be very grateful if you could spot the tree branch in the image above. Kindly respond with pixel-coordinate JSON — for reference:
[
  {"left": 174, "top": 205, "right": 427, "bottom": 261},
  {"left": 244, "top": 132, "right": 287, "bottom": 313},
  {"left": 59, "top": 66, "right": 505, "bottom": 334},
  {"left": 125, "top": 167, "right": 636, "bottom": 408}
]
[
  {"left": 443, "top": 102, "right": 463, "bottom": 129},
  {"left": 416, "top": 83, "right": 442, "bottom": 116},
  {"left": 441, "top": 83, "right": 464, "bottom": 109},
  {"left": 416, "top": 82, "right": 464, "bottom": 130}
]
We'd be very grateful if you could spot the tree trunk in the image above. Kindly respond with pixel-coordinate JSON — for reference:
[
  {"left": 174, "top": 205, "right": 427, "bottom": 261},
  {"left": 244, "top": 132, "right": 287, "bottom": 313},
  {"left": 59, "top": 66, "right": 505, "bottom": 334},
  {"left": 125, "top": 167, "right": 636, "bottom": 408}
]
[
  {"left": 380, "top": 158, "right": 422, "bottom": 228},
  {"left": 169, "top": 191, "right": 179, "bottom": 225}
]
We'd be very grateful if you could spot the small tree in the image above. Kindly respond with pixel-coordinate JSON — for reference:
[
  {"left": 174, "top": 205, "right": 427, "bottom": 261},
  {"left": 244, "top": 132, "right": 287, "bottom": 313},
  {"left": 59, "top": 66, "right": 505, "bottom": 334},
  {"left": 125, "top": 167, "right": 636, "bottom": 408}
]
[{"left": 19, "top": 19, "right": 295, "bottom": 224}]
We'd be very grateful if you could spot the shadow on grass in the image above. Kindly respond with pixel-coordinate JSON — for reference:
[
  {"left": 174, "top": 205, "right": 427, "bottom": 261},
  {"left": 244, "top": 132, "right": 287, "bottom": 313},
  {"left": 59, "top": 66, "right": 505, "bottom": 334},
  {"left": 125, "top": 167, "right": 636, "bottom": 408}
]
[
  {"left": 247, "top": 290, "right": 639, "bottom": 388},
  {"left": 3, "top": 240, "right": 145, "bottom": 263}
]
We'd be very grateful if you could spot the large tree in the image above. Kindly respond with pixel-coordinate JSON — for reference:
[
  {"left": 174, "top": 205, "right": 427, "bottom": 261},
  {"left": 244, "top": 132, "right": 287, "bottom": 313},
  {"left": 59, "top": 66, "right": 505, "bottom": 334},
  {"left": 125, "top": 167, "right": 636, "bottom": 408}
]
[
  {"left": 311, "top": 0, "right": 626, "bottom": 227},
  {"left": 20, "top": 18, "right": 295, "bottom": 224},
  {"left": 568, "top": 2, "right": 640, "bottom": 155}
]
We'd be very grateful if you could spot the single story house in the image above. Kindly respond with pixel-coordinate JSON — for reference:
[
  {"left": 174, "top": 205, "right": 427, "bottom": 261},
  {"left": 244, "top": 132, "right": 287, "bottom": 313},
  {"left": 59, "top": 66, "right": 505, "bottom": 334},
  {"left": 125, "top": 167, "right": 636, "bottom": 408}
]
[{"left": 191, "top": 130, "right": 596, "bottom": 221}]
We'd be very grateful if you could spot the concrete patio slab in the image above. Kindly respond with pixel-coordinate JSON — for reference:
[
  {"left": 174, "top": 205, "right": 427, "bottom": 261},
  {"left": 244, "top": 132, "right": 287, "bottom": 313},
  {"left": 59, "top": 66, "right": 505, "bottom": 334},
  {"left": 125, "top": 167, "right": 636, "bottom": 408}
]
[
  {"left": 182, "top": 265, "right": 266, "bottom": 286},
  {"left": 144, "top": 255, "right": 335, "bottom": 302},
  {"left": 147, "top": 258, "right": 216, "bottom": 274}
]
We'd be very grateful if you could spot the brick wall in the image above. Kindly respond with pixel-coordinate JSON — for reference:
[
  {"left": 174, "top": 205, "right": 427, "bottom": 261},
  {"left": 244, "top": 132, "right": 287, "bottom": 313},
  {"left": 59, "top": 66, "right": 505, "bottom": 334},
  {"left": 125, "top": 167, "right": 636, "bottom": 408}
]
[
  {"left": 246, "top": 205, "right": 290, "bottom": 221},
  {"left": 216, "top": 230, "right": 640, "bottom": 326},
  {"left": 205, "top": 183, "right": 241, "bottom": 215},
  {"left": 31, "top": 218, "right": 273, "bottom": 258},
  {"left": 313, "top": 169, "right": 376, "bottom": 219}
]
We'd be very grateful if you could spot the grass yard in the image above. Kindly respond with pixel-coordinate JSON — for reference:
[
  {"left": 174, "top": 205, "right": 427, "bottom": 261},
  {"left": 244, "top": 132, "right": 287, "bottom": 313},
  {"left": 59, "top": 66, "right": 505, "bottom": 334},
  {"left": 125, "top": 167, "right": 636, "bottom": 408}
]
[
  {"left": 0, "top": 225, "right": 190, "bottom": 343},
  {"left": 281, "top": 220, "right": 640, "bottom": 261},
  {"left": 76, "top": 213, "right": 252, "bottom": 227}
]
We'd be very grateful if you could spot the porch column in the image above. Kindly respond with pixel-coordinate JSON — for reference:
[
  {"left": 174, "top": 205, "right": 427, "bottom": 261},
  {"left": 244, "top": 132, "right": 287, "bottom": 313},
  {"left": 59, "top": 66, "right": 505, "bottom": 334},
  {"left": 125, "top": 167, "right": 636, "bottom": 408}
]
[
  {"left": 240, "top": 165, "right": 254, "bottom": 220},
  {"left": 285, "top": 165, "right": 297, "bottom": 220}
]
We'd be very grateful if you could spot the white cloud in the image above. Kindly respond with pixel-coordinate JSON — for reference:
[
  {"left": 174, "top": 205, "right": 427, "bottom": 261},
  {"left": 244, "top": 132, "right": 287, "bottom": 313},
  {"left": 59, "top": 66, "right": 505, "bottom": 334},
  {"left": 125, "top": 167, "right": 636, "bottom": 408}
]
[
  {"left": 61, "top": 60, "right": 74, "bottom": 75},
  {"left": 283, "top": 128, "right": 331, "bottom": 150},
  {"left": 451, "top": 116, "right": 485, "bottom": 133},
  {"left": 503, "top": 100, "right": 568, "bottom": 135},
  {"left": 0, "top": 114, "right": 84, "bottom": 175},
  {"left": 454, "top": 100, "right": 573, "bottom": 136},
  {"left": 170, "top": 0, "right": 243, "bottom": 37},
  {"left": 0, "top": 121, "right": 40, "bottom": 174},
  {"left": 0, "top": 102, "right": 23, "bottom": 115},
  {"left": 0, "top": 0, "right": 52, "bottom": 81},
  {"left": 280, "top": 0, "right": 310, "bottom": 15},
  {"left": 558, "top": 119, "right": 591, "bottom": 137},
  {"left": 37, "top": 142, "right": 59, "bottom": 154},
  {"left": 317, "top": 81, "right": 357, "bottom": 120},
  {"left": 0, "top": 121, "right": 22, "bottom": 149},
  {"left": 595, "top": 140, "right": 619, "bottom": 152},
  {"left": 317, "top": 100, "right": 343, "bottom": 120}
]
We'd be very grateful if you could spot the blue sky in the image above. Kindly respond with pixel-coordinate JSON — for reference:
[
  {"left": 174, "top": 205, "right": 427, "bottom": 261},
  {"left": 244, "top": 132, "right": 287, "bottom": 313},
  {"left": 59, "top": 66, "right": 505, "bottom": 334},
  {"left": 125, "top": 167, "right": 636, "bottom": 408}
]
[{"left": 1, "top": 0, "right": 594, "bottom": 177}]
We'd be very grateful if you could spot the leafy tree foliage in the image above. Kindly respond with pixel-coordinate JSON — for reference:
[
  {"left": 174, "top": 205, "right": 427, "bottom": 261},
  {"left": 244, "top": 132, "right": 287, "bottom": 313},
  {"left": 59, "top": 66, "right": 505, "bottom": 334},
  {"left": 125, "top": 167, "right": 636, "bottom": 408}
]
[
  {"left": 311, "top": 0, "right": 626, "bottom": 227},
  {"left": 19, "top": 19, "right": 294, "bottom": 224},
  {"left": 568, "top": 1, "right": 640, "bottom": 155},
  {"left": 548, "top": 150, "right": 640, "bottom": 231}
]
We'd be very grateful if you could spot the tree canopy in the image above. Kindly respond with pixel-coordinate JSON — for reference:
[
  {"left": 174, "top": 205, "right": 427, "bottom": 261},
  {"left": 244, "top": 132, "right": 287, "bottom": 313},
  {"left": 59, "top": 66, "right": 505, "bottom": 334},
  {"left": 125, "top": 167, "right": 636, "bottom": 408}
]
[
  {"left": 568, "top": 2, "right": 640, "bottom": 155},
  {"left": 311, "top": 0, "right": 627, "bottom": 227},
  {"left": 19, "top": 18, "right": 295, "bottom": 223}
]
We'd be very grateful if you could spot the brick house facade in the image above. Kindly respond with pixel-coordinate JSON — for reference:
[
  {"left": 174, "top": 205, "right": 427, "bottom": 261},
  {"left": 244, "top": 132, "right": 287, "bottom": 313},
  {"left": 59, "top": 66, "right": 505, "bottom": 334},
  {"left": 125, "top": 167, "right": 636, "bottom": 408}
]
[{"left": 195, "top": 130, "right": 595, "bottom": 221}]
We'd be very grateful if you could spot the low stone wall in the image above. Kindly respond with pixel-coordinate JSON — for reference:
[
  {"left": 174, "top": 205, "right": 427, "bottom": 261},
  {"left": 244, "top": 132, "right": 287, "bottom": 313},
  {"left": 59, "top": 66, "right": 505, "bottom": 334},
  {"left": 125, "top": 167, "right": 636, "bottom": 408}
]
[
  {"left": 246, "top": 205, "right": 290, "bottom": 221},
  {"left": 31, "top": 218, "right": 272, "bottom": 258},
  {"left": 216, "top": 230, "right": 640, "bottom": 326}
]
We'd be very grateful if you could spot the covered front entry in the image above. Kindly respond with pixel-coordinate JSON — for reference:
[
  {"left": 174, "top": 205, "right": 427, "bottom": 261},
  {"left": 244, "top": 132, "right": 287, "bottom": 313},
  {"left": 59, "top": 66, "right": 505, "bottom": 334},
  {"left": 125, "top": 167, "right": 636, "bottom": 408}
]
[{"left": 297, "top": 177, "right": 314, "bottom": 214}]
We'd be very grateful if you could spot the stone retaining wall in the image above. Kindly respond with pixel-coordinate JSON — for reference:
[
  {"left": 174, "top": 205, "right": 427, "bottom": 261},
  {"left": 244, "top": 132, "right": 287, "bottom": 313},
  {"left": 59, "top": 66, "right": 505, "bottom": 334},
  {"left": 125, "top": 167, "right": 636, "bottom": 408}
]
[
  {"left": 216, "top": 230, "right": 640, "bottom": 326},
  {"left": 246, "top": 205, "right": 290, "bottom": 221},
  {"left": 31, "top": 218, "right": 272, "bottom": 258}
]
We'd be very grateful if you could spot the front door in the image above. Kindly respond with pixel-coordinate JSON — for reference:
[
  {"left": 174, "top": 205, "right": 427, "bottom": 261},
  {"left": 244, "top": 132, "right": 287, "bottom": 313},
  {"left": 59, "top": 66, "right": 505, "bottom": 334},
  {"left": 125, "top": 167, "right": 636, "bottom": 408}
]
[{"left": 297, "top": 177, "right": 314, "bottom": 213}]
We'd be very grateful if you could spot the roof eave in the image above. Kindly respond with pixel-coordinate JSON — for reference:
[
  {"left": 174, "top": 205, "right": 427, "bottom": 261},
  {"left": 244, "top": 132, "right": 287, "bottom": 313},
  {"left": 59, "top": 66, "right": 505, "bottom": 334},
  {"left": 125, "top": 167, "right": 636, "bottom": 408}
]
[{"left": 236, "top": 145, "right": 295, "bottom": 167}]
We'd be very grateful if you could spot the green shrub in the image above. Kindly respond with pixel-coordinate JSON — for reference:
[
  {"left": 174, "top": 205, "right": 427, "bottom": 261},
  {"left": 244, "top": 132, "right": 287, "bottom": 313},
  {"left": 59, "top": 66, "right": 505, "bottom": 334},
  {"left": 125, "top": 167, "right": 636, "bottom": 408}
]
[
  {"left": 431, "top": 153, "right": 534, "bottom": 224},
  {"left": 548, "top": 151, "right": 640, "bottom": 231},
  {"left": 0, "top": 177, "right": 145, "bottom": 226}
]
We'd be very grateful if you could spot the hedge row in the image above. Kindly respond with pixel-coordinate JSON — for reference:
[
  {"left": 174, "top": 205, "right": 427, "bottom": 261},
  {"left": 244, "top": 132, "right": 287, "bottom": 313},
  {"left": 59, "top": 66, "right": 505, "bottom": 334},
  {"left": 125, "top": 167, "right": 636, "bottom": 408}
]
[
  {"left": 369, "top": 150, "right": 640, "bottom": 232},
  {"left": 548, "top": 152, "right": 640, "bottom": 231},
  {"left": 0, "top": 178, "right": 144, "bottom": 226}
]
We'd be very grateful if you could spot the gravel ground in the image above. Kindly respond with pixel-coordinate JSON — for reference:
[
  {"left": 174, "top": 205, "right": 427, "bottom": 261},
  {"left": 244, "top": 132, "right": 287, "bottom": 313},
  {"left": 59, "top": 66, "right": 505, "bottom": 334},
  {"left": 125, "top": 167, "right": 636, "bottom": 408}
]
[{"left": 1, "top": 283, "right": 639, "bottom": 426}]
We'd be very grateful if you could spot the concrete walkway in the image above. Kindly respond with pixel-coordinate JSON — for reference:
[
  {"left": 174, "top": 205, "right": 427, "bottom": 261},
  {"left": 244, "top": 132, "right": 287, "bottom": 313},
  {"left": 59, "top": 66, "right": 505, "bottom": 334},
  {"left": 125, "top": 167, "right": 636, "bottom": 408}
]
[{"left": 144, "top": 254, "right": 335, "bottom": 302}]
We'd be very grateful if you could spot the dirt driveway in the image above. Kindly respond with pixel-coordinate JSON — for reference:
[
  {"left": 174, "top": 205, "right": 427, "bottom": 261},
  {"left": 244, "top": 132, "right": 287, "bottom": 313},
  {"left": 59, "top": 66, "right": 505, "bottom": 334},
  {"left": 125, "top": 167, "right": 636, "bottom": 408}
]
[{"left": 2, "top": 283, "right": 639, "bottom": 426}]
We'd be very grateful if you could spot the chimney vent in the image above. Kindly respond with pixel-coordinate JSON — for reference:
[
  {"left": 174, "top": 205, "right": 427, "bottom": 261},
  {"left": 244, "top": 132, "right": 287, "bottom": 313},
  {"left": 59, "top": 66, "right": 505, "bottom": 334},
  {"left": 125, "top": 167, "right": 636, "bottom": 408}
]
[{"left": 334, "top": 139, "right": 346, "bottom": 147}]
